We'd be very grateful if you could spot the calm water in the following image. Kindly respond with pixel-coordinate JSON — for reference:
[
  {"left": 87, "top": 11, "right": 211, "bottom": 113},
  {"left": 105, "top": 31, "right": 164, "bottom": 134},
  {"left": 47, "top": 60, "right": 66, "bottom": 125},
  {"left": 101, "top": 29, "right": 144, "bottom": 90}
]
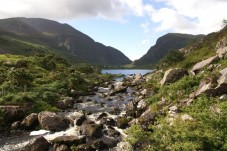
[{"left": 101, "top": 69, "right": 153, "bottom": 76}]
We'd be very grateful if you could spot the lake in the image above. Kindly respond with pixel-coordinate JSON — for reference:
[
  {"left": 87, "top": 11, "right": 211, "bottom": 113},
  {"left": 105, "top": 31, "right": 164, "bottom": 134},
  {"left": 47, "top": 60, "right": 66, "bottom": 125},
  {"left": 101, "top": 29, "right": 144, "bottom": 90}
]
[{"left": 101, "top": 69, "right": 153, "bottom": 76}]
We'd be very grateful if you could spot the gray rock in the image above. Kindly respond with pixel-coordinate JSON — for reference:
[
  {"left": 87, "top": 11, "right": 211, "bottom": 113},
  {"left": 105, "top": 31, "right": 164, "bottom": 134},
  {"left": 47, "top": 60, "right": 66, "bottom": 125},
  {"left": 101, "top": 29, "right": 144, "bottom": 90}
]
[
  {"left": 192, "top": 56, "right": 219, "bottom": 73},
  {"left": 51, "top": 136, "right": 86, "bottom": 146},
  {"left": 169, "top": 106, "right": 178, "bottom": 113},
  {"left": 216, "top": 37, "right": 227, "bottom": 58},
  {"left": 55, "top": 144, "right": 70, "bottom": 151},
  {"left": 20, "top": 136, "right": 50, "bottom": 151},
  {"left": 138, "top": 108, "right": 155, "bottom": 130},
  {"left": 21, "top": 113, "right": 38, "bottom": 129},
  {"left": 109, "top": 81, "right": 127, "bottom": 96},
  {"left": 11, "top": 121, "right": 20, "bottom": 130},
  {"left": 74, "top": 144, "right": 95, "bottom": 151},
  {"left": 103, "top": 128, "right": 121, "bottom": 138},
  {"left": 100, "top": 117, "right": 116, "bottom": 126},
  {"left": 181, "top": 114, "right": 193, "bottom": 121},
  {"left": 114, "top": 142, "right": 133, "bottom": 151},
  {"left": 38, "top": 111, "right": 70, "bottom": 131},
  {"left": 160, "top": 68, "right": 188, "bottom": 85},
  {"left": 81, "top": 121, "right": 103, "bottom": 138},
  {"left": 0, "top": 106, "right": 26, "bottom": 122},
  {"left": 220, "top": 94, "right": 227, "bottom": 100},
  {"left": 195, "top": 67, "right": 227, "bottom": 97}
]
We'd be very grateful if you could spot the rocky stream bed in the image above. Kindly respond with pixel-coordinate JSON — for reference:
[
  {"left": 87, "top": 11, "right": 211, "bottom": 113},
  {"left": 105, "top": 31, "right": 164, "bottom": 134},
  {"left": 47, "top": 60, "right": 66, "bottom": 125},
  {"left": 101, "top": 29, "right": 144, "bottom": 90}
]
[{"left": 0, "top": 74, "right": 151, "bottom": 151}]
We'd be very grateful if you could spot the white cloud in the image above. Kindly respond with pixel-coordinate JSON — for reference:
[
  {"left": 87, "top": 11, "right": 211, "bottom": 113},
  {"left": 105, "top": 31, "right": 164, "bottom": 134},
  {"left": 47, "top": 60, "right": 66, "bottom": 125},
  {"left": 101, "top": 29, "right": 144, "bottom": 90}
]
[
  {"left": 0, "top": 0, "right": 144, "bottom": 21},
  {"left": 147, "top": 0, "right": 227, "bottom": 34}
]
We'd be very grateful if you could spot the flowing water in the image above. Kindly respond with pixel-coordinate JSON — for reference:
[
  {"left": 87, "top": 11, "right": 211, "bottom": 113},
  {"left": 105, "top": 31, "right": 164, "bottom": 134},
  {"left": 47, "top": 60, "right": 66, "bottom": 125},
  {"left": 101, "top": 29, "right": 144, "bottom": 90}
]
[{"left": 0, "top": 79, "right": 138, "bottom": 151}]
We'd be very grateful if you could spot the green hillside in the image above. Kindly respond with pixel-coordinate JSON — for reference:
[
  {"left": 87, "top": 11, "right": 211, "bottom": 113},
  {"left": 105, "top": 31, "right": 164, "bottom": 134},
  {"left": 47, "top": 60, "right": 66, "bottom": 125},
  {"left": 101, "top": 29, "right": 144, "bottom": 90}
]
[{"left": 0, "top": 17, "right": 131, "bottom": 66}]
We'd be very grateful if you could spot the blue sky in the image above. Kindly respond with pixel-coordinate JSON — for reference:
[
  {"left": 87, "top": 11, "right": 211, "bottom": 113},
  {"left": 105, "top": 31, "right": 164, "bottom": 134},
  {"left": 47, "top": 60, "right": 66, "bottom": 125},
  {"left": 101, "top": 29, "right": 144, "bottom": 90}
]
[{"left": 0, "top": 0, "right": 227, "bottom": 60}]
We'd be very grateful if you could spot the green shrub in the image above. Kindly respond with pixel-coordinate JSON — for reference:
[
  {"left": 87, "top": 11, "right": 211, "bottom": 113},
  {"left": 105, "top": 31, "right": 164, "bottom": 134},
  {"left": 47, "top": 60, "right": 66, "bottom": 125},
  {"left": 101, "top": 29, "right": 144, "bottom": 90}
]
[
  {"left": 8, "top": 68, "right": 33, "bottom": 87},
  {"left": 32, "top": 101, "right": 59, "bottom": 113},
  {"left": 42, "top": 91, "right": 60, "bottom": 105},
  {"left": 126, "top": 124, "right": 151, "bottom": 146}
]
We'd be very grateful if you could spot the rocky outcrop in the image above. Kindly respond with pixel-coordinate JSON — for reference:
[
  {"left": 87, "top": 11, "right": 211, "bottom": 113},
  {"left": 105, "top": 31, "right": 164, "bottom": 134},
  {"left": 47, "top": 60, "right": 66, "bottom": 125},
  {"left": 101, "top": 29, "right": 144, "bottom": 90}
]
[
  {"left": 38, "top": 111, "right": 71, "bottom": 131},
  {"left": 160, "top": 68, "right": 188, "bottom": 85},
  {"left": 192, "top": 56, "right": 219, "bottom": 73},
  {"left": 216, "top": 37, "right": 227, "bottom": 58},
  {"left": 196, "top": 67, "right": 227, "bottom": 96},
  {"left": 20, "top": 136, "right": 50, "bottom": 151}
]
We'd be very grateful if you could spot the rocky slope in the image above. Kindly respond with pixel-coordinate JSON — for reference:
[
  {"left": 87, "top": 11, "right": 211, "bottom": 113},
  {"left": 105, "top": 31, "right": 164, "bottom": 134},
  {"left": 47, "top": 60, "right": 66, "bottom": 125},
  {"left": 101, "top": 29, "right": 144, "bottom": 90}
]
[
  {"left": 125, "top": 26, "right": 227, "bottom": 150},
  {"left": 0, "top": 17, "right": 131, "bottom": 66},
  {"left": 133, "top": 33, "right": 204, "bottom": 65}
]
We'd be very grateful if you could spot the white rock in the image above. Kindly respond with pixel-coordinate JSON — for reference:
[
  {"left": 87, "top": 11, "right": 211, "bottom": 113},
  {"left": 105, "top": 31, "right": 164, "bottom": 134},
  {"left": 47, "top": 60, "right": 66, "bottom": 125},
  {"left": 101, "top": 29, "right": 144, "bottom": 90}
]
[
  {"left": 220, "top": 94, "right": 227, "bottom": 100},
  {"left": 181, "top": 114, "right": 193, "bottom": 121}
]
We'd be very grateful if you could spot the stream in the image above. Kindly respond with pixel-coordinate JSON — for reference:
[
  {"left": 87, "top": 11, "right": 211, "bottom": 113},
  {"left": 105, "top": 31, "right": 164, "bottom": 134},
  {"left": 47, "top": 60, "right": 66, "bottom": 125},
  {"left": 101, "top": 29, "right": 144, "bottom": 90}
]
[{"left": 0, "top": 77, "right": 141, "bottom": 151}]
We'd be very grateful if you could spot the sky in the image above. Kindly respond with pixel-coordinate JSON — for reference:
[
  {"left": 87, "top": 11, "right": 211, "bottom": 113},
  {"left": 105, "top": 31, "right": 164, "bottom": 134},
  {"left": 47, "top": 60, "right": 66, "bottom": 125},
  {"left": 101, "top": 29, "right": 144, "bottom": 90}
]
[{"left": 0, "top": 0, "right": 227, "bottom": 61}]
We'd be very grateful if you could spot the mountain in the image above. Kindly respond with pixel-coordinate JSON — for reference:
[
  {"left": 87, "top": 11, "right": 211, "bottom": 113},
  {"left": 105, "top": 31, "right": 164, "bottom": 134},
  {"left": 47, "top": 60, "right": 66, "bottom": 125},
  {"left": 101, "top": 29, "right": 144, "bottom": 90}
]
[
  {"left": 133, "top": 33, "right": 204, "bottom": 65},
  {"left": 0, "top": 17, "right": 131, "bottom": 66}
]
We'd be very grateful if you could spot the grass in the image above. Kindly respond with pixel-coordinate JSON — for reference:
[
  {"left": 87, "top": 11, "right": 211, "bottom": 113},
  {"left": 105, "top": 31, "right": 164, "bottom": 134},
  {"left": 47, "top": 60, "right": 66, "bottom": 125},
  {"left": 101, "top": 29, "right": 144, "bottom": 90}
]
[{"left": 0, "top": 54, "right": 116, "bottom": 130}]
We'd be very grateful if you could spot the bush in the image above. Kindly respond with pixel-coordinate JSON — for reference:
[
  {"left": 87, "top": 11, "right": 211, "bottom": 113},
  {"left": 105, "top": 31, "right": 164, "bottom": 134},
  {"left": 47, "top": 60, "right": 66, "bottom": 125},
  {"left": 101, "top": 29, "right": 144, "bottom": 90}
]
[
  {"left": 159, "top": 50, "right": 184, "bottom": 69},
  {"left": 8, "top": 68, "right": 33, "bottom": 87}
]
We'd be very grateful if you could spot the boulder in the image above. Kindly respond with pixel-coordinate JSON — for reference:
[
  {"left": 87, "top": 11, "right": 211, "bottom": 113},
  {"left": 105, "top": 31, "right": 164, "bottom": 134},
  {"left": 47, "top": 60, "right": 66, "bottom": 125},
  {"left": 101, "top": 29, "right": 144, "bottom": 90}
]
[
  {"left": 51, "top": 136, "right": 86, "bottom": 146},
  {"left": 81, "top": 121, "right": 103, "bottom": 138},
  {"left": 160, "top": 68, "right": 188, "bottom": 85},
  {"left": 195, "top": 81, "right": 216, "bottom": 96},
  {"left": 138, "top": 108, "right": 155, "bottom": 130},
  {"left": 196, "top": 67, "right": 227, "bottom": 97},
  {"left": 218, "top": 67, "right": 227, "bottom": 84},
  {"left": 20, "top": 136, "right": 50, "bottom": 151},
  {"left": 21, "top": 113, "right": 38, "bottom": 129},
  {"left": 216, "top": 37, "right": 227, "bottom": 58},
  {"left": 109, "top": 82, "right": 127, "bottom": 96},
  {"left": 0, "top": 106, "right": 25, "bottom": 122},
  {"left": 11, "top": 121, "right": 20, "bottom": 130},
  {"left": 101, "top": 135, "right": 120, "bottom": 148},
  {"left": 132, "top": 74, "right": 144, "bottom": 85},
  {"left": 192, "top": 56, "right": 219, "bottom": 73},
  {"left": 38, "top": 111, "right": 71, "bottom": 131}
]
